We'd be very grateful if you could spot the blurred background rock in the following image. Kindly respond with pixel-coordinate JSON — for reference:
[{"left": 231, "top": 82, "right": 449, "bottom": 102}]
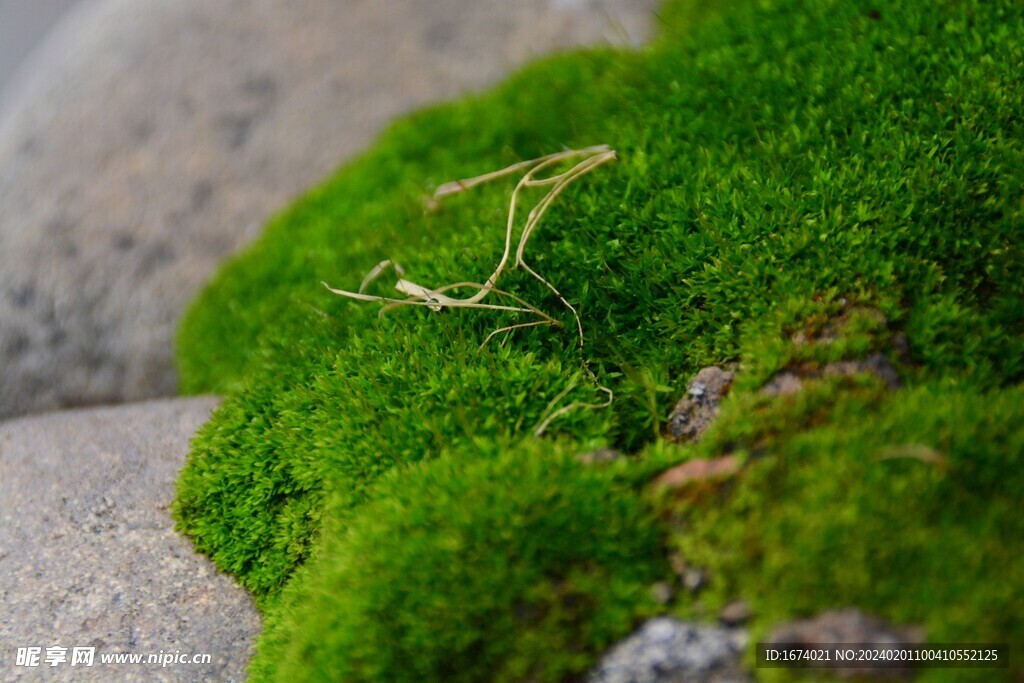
[{"left": 0, "top": 0, "right": 83, "bottom": 104}]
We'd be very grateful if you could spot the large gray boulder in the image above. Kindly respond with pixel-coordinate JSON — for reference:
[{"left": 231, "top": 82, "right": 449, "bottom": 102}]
[
  {"left": 0, "top": 0, "right": 658, "bottom": 419},
  {"left": 0, "top": 396, "right": 259, "bottom": 682},
  {"left": 0, "top": 0, "right": 82, "bottom": 96}
]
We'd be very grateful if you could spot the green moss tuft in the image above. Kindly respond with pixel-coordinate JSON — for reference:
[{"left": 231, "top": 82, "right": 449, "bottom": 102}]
[
  {"left": 174, "top": 319, "right": 612, "bottom": 601},
  {"left": 656, "top": 382, "right": 1024, "bottom": 682},
  {"left": 249, "top": 443, "right": 666, "bottom": 682}
]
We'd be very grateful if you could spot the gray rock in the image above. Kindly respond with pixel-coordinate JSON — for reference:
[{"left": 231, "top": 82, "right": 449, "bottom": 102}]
[
  {"left": 0, "top": 0, "right": 82, "bottom": 100},
  {"left": 666, "top": 367, "right": 736, "bottom": 442},
  {"left": 590, "top": 617, "right": 750, "bottom": 683},
  {"left": 0, "top": 0, "right": 660, "bottom": 419},
  {"left": 761, "top": 354, "right": 900, "bottom": 397},
  {"left": 823, "top": 354, "right": 901, "bottom": 389},
  {"left": 0, "top": 396, "right": 260, "bottom": 682},
  {"left": 766, "top": 608, "right": 916, "bottom": 646},
  {"left": 718, "top": 600, "right": 753, "bottom": 628},
  {"left": 765, "top": 609, "right": 923, "bottom": 679},
  {"left": 759, "top": 370, "right": 805, "bottom": 397}
]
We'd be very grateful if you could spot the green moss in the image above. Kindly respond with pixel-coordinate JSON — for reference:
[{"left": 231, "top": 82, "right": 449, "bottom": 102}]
[
  {"left": 249, "top": 443, "right": 666, "bottom": 682},
  {"left": 654, "top": 382, "right": 1024, "bottom": 682},
  {"left": 172, "top": 0, "right": 1024, "bottom": 679},
  {"left": 175, "top": 316, "right": 613, "bottom": 601}
]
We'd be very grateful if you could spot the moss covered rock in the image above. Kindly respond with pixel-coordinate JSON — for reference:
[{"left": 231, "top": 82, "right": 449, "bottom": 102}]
[{"left": 173, "top": 0, "right": 1023, "bottom": 679}]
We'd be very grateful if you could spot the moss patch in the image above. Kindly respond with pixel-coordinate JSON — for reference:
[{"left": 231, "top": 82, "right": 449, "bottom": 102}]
[
  {"left": 653, "top": 380, "right": 1024, "bottom": 682},
  {"left": 250, "top": 443, "right": 666, "bottom": 683},
  {"left": 173, "top": 0, "right": 1023, "bottom": 679}
]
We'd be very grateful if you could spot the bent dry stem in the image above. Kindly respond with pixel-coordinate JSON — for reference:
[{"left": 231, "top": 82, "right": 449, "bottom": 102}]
[{"left": 322, "top": 145, "right": 617, "bottom": 435}]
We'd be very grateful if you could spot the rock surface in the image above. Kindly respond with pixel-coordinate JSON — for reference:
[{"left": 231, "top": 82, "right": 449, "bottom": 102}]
[
  {"left": 760, "top": 354, "right": 901, "bottom": 397},
  {"left": 765, "top": 608, "right": 923, "bottom": 679},
  {"left": 652, "top": 454, "right": 742, "bottom": 490},
  {"left": 0, "top": 0, "right": 660, "bottom": 419},
  {"left": 666, "top": 366, "right": 736, "bottom": 442},
  {"left": 0, "top": 0, "right": 82, "bottom": 100},
  {"left": 589, "top": 617, "right": 750, "bottom": 683},
  {"left": 0, "top": 397, "right": 259, "bottom": 682}
]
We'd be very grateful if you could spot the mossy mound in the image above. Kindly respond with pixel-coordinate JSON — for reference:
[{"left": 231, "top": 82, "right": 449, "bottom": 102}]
[
  {"left": 173, "top": 0, "right": 1023, "bottom": 679},
  {"left": 654, "top": 377, "right": 1024, "bottom": 683},
  {"left": 249, "top": 443, "right": 665, "bottom": 683}
]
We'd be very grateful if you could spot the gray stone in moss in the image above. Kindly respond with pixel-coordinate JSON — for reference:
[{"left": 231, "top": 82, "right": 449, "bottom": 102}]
[
  {"left": 589, "top": 617, "right": 750, "bottom": 683},
  {"left": 666, "top": 366, "right": 736, "bottom": 442},
  {"left": 764, "top": 609, "right": 922, "bottom": 680},
  {"left": 761, "top": 354, "right": 901, "bottom": 397}
]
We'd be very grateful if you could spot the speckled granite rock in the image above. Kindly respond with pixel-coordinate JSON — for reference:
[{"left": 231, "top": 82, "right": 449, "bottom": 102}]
[
  {"left": 0, "top": 0, "right": 659, "bottom": 419},
  {"left": 0, "top": 397, "right": 259, "bottom": 682},
  {"left": 589, "top": 617, "right": 750, "bottom": 683}
]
